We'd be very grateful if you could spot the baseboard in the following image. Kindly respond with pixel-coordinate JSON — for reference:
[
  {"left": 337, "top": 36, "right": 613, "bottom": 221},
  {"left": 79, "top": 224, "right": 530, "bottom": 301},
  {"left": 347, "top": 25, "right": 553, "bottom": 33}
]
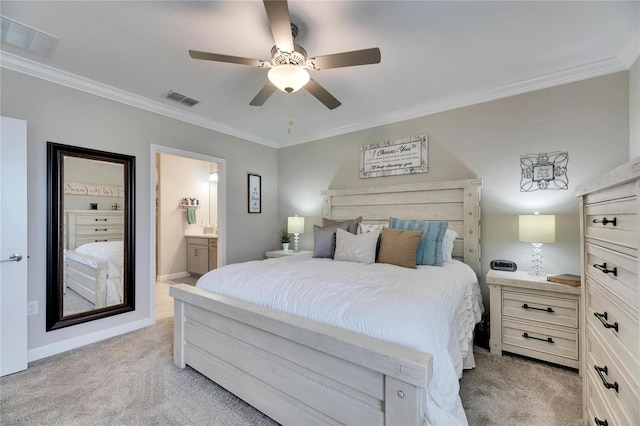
[
  {"left": 27, "top": 317, "right": 153, "bottom": 362},
  {"left": 157, "top": 271, "right": 190, "bottom": 282}
]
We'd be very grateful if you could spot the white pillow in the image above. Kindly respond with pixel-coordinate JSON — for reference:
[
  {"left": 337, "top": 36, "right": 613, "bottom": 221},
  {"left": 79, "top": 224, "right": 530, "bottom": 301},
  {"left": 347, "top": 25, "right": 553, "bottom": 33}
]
[
  {"left": 334, "top": 228, "right": 380, "bottom": 264},
  {"left": 357, "top": 222, "right": 387, "bottom": 234},
  {"left": 442, "top": 229, "right": 458, "bottom": 263}
]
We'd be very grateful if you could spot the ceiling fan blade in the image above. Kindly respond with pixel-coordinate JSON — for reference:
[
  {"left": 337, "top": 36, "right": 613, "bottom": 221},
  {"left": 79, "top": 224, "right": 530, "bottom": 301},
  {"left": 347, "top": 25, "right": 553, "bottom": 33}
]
[
  {"left": 305, "top": 78, "right": 341, "bottom": 110},
  {"left": 263, "top": 0, "right": 294, "bottom": 53},
  {"left": 189, "top": 50, "right": 265, "bottom": 67},
  {"left": 249, "top": 81, "right": 277, "bottom": 106},
  {"left": 310, "top": 48, "right": 381, "bottom": 70}
]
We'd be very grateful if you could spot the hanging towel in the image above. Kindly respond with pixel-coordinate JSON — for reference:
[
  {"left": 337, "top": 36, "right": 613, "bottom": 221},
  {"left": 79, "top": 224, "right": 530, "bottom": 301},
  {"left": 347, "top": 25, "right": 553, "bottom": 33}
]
[{"left": 186, "top": 207, "right": 197, "bottom": 225}]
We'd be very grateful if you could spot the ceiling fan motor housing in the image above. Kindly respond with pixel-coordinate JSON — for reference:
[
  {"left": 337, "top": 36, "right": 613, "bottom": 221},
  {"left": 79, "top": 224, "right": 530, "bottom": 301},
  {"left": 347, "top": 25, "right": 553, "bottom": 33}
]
[{"left": 270, "top": 44, "right": 307, "bottom": 66}]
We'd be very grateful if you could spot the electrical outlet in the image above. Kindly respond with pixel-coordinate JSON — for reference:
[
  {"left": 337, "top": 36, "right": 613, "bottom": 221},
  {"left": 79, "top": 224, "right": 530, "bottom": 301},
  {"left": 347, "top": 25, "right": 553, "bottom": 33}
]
[{"left": 27, "top": 301, "right": 38, "bottom": 316}]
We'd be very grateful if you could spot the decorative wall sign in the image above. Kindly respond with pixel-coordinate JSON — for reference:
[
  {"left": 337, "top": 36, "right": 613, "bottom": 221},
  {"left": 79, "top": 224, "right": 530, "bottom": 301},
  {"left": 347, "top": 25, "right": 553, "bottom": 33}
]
[
  {"left": 520, "top": 151, "right": 569, "bottom": 192},
  {"left": 64, "top": 181, "right": 123, "bottom": 197},
  {"left": 360, "top": 134, "right": 428, "bottom": 179},
  {"left": 248, "top": 173, "right": 261, "bottom": 213}
]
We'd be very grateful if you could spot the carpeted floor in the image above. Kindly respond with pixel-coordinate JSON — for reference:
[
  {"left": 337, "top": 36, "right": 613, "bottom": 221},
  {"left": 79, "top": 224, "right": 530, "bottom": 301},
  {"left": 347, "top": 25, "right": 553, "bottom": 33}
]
[{"left": 0, "top": 283, "right": 582, "bottom": 425}]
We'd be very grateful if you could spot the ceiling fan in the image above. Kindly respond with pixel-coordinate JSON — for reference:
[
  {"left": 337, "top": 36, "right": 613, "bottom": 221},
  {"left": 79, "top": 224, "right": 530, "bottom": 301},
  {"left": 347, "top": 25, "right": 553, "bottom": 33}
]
[{"left": 189, "top": 0, "right": 381, "bottom": 110}]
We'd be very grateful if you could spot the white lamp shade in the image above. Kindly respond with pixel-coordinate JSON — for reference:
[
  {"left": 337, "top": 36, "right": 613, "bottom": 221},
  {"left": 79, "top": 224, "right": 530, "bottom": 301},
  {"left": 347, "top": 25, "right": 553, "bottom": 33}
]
[
  {"left": 268, "top": 65, "right": 310, "bottom": 93},
  {"left": 287, "top": 216, "right": 305, "bottom": 234},
  {"left": 519, "top": 214, "right": 555, "bottom": 244}
]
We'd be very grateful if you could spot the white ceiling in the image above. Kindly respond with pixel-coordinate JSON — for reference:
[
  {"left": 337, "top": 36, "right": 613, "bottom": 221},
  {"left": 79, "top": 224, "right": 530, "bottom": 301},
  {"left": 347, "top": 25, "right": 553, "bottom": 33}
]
[{"left": 1, "top": 1, "right": 638, "bottom": 148}]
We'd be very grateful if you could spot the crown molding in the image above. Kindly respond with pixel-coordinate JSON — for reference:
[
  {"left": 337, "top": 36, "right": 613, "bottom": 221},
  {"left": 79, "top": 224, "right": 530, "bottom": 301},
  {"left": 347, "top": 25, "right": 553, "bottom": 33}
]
[
  {"left": 277, "top": 55, "right": 630, "bottom": 148},
  {"left": 619, "top": 25, "right": 640, "bottom": 68},
  {"left": 0, "top": 51, "right": 278, "bottom": 148},
  {"left": 1, "top": 50, "right": 631, "bottom": 151}
]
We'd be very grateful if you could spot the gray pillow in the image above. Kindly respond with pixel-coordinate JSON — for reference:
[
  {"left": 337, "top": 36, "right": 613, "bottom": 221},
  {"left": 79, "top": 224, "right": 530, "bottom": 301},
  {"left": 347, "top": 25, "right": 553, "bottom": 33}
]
[
  {"left": 322, "top": 216, "right": 362, "bottom": 234},
  {"left": 313, "top": 223, "right": 349, "bottom": 258}
]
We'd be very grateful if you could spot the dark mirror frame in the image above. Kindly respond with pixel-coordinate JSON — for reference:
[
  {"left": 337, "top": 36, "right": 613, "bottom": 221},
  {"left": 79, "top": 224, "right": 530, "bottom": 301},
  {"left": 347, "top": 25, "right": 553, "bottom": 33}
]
[{"left": 46, "top": 142, "right": 135, "bottom": 331}]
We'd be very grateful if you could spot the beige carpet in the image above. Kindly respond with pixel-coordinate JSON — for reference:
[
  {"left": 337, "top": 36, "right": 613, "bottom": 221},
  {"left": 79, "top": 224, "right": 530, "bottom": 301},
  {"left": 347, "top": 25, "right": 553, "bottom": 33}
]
[{"left": 0, "top": 284, "right": 582, "bottom": 425}]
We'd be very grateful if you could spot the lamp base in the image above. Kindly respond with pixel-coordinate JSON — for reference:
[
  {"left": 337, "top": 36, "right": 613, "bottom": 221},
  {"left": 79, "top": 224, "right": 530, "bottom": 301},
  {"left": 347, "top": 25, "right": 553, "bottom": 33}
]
[
  {"left": 528, "top": 242, "right": 544, "bottom": 276},
  {"left": 293, "top": 233, "right": 300, "bottom": 252}
]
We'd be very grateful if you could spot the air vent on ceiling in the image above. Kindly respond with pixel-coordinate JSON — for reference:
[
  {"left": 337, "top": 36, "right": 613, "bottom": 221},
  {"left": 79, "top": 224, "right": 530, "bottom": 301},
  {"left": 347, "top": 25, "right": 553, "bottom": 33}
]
[
  {"left": 164, "top": 90, "right": 199, "bottom": 107},
  {"left": 0, "top": 16, "right": 59, "bottom": 58}
]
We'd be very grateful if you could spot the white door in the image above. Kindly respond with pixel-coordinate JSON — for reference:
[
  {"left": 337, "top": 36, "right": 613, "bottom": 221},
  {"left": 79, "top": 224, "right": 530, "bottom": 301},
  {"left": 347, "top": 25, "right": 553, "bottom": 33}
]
[{"left": 0, "top": 116, "right": 28, "bottom": 376}]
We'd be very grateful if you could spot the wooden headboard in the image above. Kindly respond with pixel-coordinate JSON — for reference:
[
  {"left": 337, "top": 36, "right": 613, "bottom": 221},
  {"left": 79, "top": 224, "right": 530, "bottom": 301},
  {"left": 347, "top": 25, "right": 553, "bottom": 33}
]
[{"left": 321, "top": 179, "right": 483, "bottom": 277}]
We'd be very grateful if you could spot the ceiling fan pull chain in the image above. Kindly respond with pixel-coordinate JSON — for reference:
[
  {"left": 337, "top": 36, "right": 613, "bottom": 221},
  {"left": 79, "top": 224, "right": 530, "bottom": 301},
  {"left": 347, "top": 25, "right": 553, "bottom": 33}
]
[{"left": 288, "top": 95, "right": 294, "bottom": 133}]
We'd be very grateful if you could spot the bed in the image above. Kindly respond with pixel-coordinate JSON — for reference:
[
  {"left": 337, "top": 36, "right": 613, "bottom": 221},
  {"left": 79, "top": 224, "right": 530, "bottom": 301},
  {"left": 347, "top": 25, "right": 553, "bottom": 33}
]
[
  {"left": 170, "top": 179, "right": 483, "bottom": 425},
  {"left": 63, "top": 210, "right": 124, "bottom": 308}
]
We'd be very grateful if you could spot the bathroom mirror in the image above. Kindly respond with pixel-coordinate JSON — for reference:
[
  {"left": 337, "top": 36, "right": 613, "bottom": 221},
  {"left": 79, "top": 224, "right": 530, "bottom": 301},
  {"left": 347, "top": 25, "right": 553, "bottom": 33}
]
[{"left": 46, "top": 142, "right": 135, "bottom": 331}]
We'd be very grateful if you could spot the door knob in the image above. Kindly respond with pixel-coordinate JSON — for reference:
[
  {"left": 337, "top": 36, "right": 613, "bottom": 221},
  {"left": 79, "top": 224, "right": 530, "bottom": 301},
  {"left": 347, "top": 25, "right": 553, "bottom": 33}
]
[{"left": 1, "top": 254, "right": 23, "bottom": 263}]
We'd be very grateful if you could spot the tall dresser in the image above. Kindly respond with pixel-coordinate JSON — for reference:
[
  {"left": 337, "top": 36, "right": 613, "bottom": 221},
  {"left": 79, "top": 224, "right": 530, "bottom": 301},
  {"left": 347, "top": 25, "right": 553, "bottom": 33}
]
[{"left": 576, "top": 157, "right": 639, "bottom": 426}]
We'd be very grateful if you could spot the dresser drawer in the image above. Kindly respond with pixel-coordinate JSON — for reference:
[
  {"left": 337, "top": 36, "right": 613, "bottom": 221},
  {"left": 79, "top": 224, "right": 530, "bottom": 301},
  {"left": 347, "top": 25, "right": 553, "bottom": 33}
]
[
  {"left": 502, "top": 318, "right": 578, "bottom": 361},
  {"left": 75, "top": 225, "right": 123, "bottom": 236},
  {"left": 583, "top": 180, "right": 637, "bottom": 205},
  {"left": 75, "top": 214, "right": 124, "bottom": 226},
  {"left": 586, "top": 330, "right": 639, "bottom": 425},
  {"left": 586, "top": 243, "right": 639, "bottom": 313},
  {"left": 586, "top": 366, "right": 625, "bottom": 426},
  {"left": 502, "top": 290, "right": 578, "bottom": 328},
  {"left": 585, "top": 197, "right": 637, "bottom": 253},
  {"left": 75, "top": 234, "right": 123, "bottom": 246},
  {"left": 587, "top": 279, "right": 639, "bottom": 379}
]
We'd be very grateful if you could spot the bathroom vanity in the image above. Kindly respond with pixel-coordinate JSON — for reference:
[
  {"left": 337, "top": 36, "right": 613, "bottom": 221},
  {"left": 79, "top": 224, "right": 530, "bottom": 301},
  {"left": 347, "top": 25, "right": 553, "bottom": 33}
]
[{"left": 186, "top": 234, "right": 217, "bottom": 275}]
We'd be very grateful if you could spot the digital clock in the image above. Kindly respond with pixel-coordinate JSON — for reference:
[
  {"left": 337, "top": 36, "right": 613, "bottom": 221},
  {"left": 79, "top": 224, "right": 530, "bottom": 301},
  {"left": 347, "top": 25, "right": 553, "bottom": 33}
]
[{"left": 490, "top": 259, "right": 517, "bottom": 271}]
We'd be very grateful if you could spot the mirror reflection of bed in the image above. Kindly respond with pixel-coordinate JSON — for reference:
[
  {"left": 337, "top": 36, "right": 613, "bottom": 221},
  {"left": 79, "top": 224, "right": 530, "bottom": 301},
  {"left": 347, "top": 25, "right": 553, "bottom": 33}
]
[{"left": 62, "top": 156, "right": 125, "bottom": 317}]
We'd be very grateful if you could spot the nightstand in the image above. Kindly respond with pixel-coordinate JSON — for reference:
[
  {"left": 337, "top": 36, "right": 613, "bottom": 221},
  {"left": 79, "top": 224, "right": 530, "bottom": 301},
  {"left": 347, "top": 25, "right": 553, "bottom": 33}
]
[
  {"left": 487, "top": 270, "right": 580, "bottom": 370},
  {"left": 265, "top": 250, "right": 312, "bottom": 258}
]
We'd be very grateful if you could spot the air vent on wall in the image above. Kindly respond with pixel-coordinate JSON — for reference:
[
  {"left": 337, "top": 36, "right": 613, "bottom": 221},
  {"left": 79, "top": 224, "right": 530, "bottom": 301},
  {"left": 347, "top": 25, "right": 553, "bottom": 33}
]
[{"left": 163, "top": 90, "right": 199, "bottom": 107}]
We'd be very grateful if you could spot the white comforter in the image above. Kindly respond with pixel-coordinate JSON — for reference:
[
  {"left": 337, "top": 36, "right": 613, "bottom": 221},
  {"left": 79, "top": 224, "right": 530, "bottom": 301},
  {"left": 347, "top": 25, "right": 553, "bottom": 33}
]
[
  {"left": 197, "top": 254, "right": 483, "bottom": 425},
  {"left": 75, "top": 241, "right": 123, "bottom": 305}
]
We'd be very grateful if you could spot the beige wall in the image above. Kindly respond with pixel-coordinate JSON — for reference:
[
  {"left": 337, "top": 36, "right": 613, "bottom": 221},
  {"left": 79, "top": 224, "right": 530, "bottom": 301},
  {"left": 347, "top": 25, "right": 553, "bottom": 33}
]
[
  {"left": 157, "top": 153, "right": 215, "bottom": 279},
  {"left": 278, "top": 72, "right": 629, "bottom": 309},
  {"left": 1, "top": 69, "right": 278, "bottom": 357},
  {"left": 630, "top": 57, "right": 639, "bottom": 159}
]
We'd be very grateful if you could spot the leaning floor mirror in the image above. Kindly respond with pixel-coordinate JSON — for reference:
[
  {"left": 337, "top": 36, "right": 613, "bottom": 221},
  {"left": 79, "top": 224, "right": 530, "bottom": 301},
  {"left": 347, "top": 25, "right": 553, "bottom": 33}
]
[{"left": 46, "top": 142, "right": 135, "bottom": 331}]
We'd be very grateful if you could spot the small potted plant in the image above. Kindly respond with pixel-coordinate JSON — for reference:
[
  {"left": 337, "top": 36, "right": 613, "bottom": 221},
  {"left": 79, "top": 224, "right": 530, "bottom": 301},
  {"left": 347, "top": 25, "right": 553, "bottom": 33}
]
[{"left": 280, "top": 228, "right": 291, "bottom": 251}]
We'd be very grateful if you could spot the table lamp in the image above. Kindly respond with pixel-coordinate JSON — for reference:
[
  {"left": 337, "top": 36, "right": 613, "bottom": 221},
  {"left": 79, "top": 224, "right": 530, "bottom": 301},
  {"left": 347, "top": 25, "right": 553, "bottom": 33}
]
[
  {"left": 519, "top": 212, "right": 555, "bottom": 276},
  {"left": 287, "top": 215, "right": 305, "bottom": 252}
]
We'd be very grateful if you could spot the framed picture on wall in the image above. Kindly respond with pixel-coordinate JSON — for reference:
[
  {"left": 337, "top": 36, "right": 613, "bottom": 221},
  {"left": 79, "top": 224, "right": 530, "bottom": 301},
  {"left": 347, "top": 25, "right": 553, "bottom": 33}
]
[{"left": 248, "top": 173, "right": 261, "bottom": 213}]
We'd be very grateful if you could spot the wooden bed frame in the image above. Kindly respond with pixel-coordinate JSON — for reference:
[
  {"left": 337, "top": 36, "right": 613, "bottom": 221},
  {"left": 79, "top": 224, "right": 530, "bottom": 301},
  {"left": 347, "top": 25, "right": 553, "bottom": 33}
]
[
  {"left": 171, "top": 179, "right": 482, "bottom": 425},
  {"left": 63, "top": 210, "right": 123, "bottom": 308}
]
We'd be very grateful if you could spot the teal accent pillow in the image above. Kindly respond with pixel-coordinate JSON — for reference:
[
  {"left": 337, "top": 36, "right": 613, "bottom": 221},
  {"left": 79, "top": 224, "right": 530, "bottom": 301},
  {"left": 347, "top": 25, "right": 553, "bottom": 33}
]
[{"left": 388, "top": 217, "right": 448, "bottom": 266}]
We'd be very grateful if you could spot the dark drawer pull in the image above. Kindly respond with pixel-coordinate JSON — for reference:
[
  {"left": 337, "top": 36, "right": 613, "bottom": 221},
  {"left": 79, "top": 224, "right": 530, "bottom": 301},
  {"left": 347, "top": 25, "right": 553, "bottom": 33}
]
[
  {"left": 592, "top": 217, "right": 617, "bottom": 226},
  {"left": 593, "top": 262, "right": 618, "bottom": 277},
  {"left": 94, "top": 218, "right": 108, "bottom": 222},
  {"left": 594, "top": 417, "right": 608, "bottom": 426},
  {"left": 594, "top": 365, "right": 619, "bottom": 393},
  {"left": 522, "top": 332, "right": 554, "bottom": 344},
  {"left": 522, "top": 303, "right": 554, "bottom": 313},
  {"left": 93, "top": 239, "right": 108, "bottom": 242},
  {"left": 594, "top": 311, "right": 619, "bottom": 332},
  {"left": 94, "top": 228, "right": 108, "bottom": 232}
]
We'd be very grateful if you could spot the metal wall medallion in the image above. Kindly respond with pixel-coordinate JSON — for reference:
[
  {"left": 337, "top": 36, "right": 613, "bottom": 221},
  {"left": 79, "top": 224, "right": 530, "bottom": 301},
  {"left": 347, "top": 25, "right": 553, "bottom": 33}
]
[{"left": 520, "top": 151, "right": 569, "bottom": 192}]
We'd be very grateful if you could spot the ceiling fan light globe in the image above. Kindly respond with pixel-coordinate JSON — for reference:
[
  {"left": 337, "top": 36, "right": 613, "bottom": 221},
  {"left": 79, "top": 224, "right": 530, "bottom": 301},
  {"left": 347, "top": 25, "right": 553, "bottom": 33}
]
[{"left": 268, "top": 65, "right": 310, "bottom": 93}]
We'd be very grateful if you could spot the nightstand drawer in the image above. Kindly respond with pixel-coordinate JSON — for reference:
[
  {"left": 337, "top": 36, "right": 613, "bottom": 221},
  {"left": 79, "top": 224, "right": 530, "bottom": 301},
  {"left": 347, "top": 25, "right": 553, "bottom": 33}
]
[
  {"left": 585, "top": 197, "right": 638, "bottom": 252},
  {"left": 587, "top": 330, "right": 639, "bottom": 424},
  {"left": 587, "top": 278, "right": 639, "bottom": 378},
  {"left": 502, "top": 318, "right": 578, "bottom": 361},
  {"left": 503, "top": 290, "right": 578, "bottom": 328}
]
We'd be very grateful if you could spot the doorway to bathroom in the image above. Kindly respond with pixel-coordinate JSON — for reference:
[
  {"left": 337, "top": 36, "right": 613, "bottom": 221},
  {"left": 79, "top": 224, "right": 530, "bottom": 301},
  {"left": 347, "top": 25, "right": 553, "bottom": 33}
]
[{"left": 150, "top": 145, "right": 226, "bottom": 309}]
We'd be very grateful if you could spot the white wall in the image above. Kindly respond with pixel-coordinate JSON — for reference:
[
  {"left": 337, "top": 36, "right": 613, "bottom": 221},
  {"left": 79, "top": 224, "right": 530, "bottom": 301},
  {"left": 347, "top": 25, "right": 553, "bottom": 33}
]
[
  {"left": 278, "top": 72, "right": 630, "bottom": 309},
  {"left": 1, "top": 69, "right": 278, "bottom": 359},
  {"left": 630, "top": 56, "right": 640, "bottom": 159}
]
